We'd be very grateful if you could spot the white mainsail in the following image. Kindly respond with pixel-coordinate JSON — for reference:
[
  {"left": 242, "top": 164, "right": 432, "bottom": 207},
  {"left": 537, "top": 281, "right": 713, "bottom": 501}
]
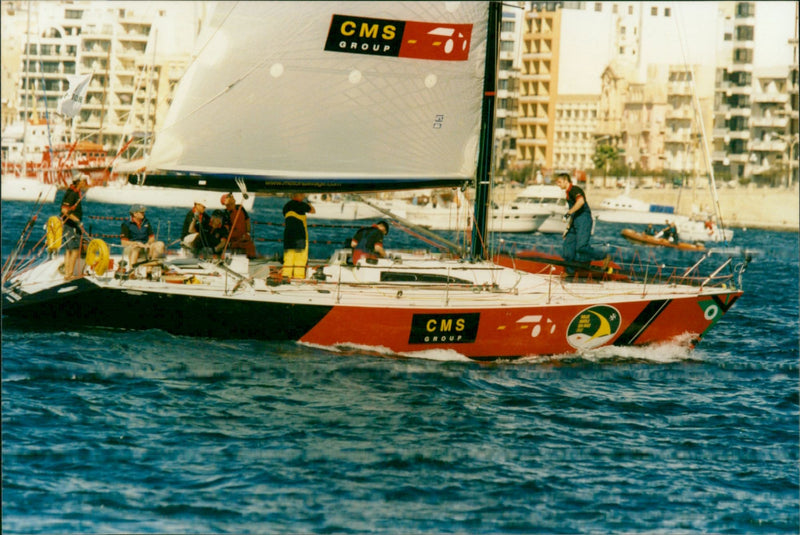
[{"left": 147, "top": 2, "right": 488, "bottom": 188}]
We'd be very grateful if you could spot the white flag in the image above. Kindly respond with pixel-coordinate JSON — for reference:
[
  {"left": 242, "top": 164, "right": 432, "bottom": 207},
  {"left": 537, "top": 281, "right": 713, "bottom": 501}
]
[{"left": 58, "top": 73, "right": 93, "bottom": 118}]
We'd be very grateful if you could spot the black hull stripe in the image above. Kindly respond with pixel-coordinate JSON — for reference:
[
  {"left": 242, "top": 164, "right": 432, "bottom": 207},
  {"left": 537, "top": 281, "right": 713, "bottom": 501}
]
[
  {"left": 613, "top": 299, "right": 671, "bottom": 346},
  {"left": 3, "top": 283, "right": 333, "bottom": 341}
]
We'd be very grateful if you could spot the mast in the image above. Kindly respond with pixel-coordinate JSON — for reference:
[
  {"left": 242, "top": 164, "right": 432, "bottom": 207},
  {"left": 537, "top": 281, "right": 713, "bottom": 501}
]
[
  {"left": 470, "top": 0, "right": 501, "bottom": 261},
  {"left": 674, "top": 5, "right": 730, "bottom": 244}
]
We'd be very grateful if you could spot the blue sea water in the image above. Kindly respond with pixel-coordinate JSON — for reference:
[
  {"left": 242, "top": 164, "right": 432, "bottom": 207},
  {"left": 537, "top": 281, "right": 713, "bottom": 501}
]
[{"left": 2, "top": 196, "right": 798, "bottom": 534}]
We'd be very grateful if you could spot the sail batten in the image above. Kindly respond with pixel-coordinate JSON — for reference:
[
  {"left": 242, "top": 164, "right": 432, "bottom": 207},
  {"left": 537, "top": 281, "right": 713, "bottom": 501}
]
[{"left": 147, "top": 2, "right": 488, "bottom": 189}]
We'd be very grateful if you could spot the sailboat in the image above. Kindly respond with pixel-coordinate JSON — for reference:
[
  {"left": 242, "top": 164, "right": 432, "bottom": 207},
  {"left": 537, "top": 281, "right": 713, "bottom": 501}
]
[{"left": 1, "top": 2, "right": 747, "bottom": 361}]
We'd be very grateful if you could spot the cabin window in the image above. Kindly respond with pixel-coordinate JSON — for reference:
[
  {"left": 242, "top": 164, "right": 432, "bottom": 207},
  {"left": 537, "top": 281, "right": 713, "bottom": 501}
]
[{"left": 380, "top": 272, "right": 471, "bottom": 284}]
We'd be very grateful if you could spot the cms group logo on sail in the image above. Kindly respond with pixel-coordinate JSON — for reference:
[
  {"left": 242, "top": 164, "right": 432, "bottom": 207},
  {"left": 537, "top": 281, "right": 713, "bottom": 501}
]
[{"left": 325, "top": 14, "right": 472, "bottom": 61}]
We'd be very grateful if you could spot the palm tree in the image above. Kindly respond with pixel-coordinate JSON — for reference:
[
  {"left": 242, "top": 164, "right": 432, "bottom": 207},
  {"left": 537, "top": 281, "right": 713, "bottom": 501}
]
[{"left": 592, "top": 144, "right": 619, "bottom": 184}]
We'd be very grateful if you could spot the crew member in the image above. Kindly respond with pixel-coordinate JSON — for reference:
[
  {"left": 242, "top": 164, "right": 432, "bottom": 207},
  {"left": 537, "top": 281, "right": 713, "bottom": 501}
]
[
  {"left": 282, "top": 193, "right": 315, "bottom": 278},
  {"left": 60, "top": 174, "right": 89, "bottom": 280},
  {"left": 121, "top": 205, "right": 165, "bottom": 265},
  {"left": 350, "top": 220, "right": 389, "bottom": 264},
  {"left": 556, "top": 173, "right": 608, "bottom": 275},
  {"left": 181, "top": 198, "right": 210, "bottom": 254},
  {"left": 221, "top": 193, "right": 257, "bottom": 258}
]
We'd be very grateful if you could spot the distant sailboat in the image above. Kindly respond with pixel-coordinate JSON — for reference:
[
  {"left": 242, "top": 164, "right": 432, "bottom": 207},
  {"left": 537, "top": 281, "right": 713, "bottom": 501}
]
[{"left": 3, "top": 2, "right": 747, "bottom": 361}]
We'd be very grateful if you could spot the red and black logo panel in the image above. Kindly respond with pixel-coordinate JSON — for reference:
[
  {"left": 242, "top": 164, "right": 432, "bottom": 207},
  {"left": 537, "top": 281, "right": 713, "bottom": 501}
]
[
  {"left": 325, "top": 14, "right": 472, "bottom": 61},
  {"left": 409, "top": 313, "right": 480, "bottom": 344}
]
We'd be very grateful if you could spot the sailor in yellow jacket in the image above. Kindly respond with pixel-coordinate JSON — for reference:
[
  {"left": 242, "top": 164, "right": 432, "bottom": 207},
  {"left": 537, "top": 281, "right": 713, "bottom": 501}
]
[{"left": 281, "top": 193, "right": 315, "bottom": 278}]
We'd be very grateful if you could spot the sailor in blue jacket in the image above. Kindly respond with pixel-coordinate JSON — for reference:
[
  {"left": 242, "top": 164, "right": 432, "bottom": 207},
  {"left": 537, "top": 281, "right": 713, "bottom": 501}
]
[{"left": 121, "top": 204, "right": 165, "bottom": 266}]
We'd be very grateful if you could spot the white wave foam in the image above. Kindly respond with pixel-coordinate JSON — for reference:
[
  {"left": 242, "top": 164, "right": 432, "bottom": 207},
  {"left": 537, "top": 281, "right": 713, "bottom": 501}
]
[
  {"left": 299, "top": 341, "right": 473, "bottom": 362},
  {"left": 301, "top": 334, "right": 702, "bottom": 364}
]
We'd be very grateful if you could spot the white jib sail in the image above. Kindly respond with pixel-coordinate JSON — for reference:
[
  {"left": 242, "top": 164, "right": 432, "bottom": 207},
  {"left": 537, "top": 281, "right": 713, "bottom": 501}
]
[{"left": 147, "top": 1, "right": 488, "bottom": 185}]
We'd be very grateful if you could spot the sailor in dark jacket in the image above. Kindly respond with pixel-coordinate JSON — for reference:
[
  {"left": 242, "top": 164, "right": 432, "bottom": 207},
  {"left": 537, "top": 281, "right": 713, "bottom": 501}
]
[{"left": 350, "top": 220, "right": 389, "bottom": 264}]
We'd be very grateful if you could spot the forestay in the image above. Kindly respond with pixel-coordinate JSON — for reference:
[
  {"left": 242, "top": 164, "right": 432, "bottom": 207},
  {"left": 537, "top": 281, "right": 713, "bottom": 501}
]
[{"left": 147, "top": 2, "right": 489, "bottom": 192}]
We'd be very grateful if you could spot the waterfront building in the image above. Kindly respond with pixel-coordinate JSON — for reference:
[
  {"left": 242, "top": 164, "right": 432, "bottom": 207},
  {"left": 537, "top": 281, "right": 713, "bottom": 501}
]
[
  {"left": 519, "top": 1, "right": 796, "bottom": 184},
  {"left": 496, "top": 3, "right": 524, "bottom": 175},
  {"left": 711, "top": 1, "right": 755, "bottom": 182},
  {"left": 1, "top": 1, "right": 200, "bottom": 157},
  {"left": 518, "top": 1, "right": 716, "bottom": 175},
  {"left": 748, "top": 67, "right": 792, "bottom": 185},
  {"left": 663, "top": 63, "right": 715, "bottom": 181},
  {"left": 710, "top": 1, "right": 797, "bottom": 184},
  {"left": 553, "top": 94, "right": 598, "bottom": 173}
]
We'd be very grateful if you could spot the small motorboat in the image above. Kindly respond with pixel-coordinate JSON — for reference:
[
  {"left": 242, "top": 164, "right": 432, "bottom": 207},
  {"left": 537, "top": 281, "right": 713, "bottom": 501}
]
[{"left": 621, "top": 228, "right": 705, "bottom": 251}]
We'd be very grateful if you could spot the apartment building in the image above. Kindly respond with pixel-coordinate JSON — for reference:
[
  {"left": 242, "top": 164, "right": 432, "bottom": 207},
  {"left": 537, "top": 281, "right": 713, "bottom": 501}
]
[
  {"left": 748, "top": 67, "right": 792, "bottom": 184},
  {"left": 495, "top": 3, "right": 525, "bottom": 174},
  {"left": 711, "top": 1, "right": 755, "bottom": 181},
  {"left": 518, "top": 1, "right": 713, "bottom": 174},
  {"left": 663, "top": 64, "right": 715, "bottom": 179},
  {"left": 618, "top": 66, "right": 666, "bottom": 175},
  {"left": 519, "top": 1, "right": 796, "bottom": 183},
  {"left": 553, "top": 94, "right": 598, "bottom": 172}
]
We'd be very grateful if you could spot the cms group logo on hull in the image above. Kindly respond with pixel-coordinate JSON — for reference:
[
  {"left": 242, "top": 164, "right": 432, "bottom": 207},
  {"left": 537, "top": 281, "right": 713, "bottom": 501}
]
[{"left": 325, "top": 14, "right": 473, "bottom": 61}]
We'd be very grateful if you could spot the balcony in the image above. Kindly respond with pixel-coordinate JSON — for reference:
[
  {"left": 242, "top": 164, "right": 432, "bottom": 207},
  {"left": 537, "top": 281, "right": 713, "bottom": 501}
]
[
  {"left": 728, "top": 107, "right": 751, "bottom": 117},
  {"left": 522, "top": 52, "right": 552, "bottom": 60},
  {"left": 665, "top": 131, "right": 692, "bottom": 143},
  {"left": 711, "top": 150, "right": 727, "bottom": 161},
  {"left": 668, "top": 82, "right": 692, "bottom": 95},
  {"left": 520, "top": 73, "right": 551, "bottom": 82},
  {"left": 728, "top": 63, "right": 753, "bottom": 72},
  {"left": 665, "top": 108, "right": 693, "bottom": 120},
  {"left": 752, "top": 92, "right": 789, "bottom": 103},
  {"left": 726, "top": 84, "right": 752, "bottom": 95},
  {"left": 516, "top": 138, "right": 548, "bottom": 147},
  {"left": 728, "top": 129, "right": 751, "bottom": 139},
  {"left": 499, "top": 50, "right": 515, "bottom": 62},
  {"left": 118, "top": 32, "right": 149, "bottom": 43},
  {"left": 750, "top": 116, "right": 788, "bottom": 128},
  {"left": 750, "top": 139, "right": 787, "bottom": 152},
  {"left": 518, "top": 116, "right": 549, "bottom": 125},
  {"left": 519, "top": 95, "right": 551, "bottom": 104}
]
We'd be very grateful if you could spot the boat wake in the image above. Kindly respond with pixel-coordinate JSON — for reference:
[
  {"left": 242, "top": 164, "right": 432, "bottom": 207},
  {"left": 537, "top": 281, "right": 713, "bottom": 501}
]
[
  {"left": 514, "top": 333, "right": 702, "bottom": 365},
  {"left": 300, "top": 341, "right": 473, "bottom": 362},
  {"left": 301, "top": 334, "right": 702, "bottom": 365}
]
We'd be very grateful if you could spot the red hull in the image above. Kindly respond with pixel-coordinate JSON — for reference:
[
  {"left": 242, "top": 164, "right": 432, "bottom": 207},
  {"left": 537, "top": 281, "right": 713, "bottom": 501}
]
[{"left": 300, "top": 291, "right": 741, "bottom": 360}]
